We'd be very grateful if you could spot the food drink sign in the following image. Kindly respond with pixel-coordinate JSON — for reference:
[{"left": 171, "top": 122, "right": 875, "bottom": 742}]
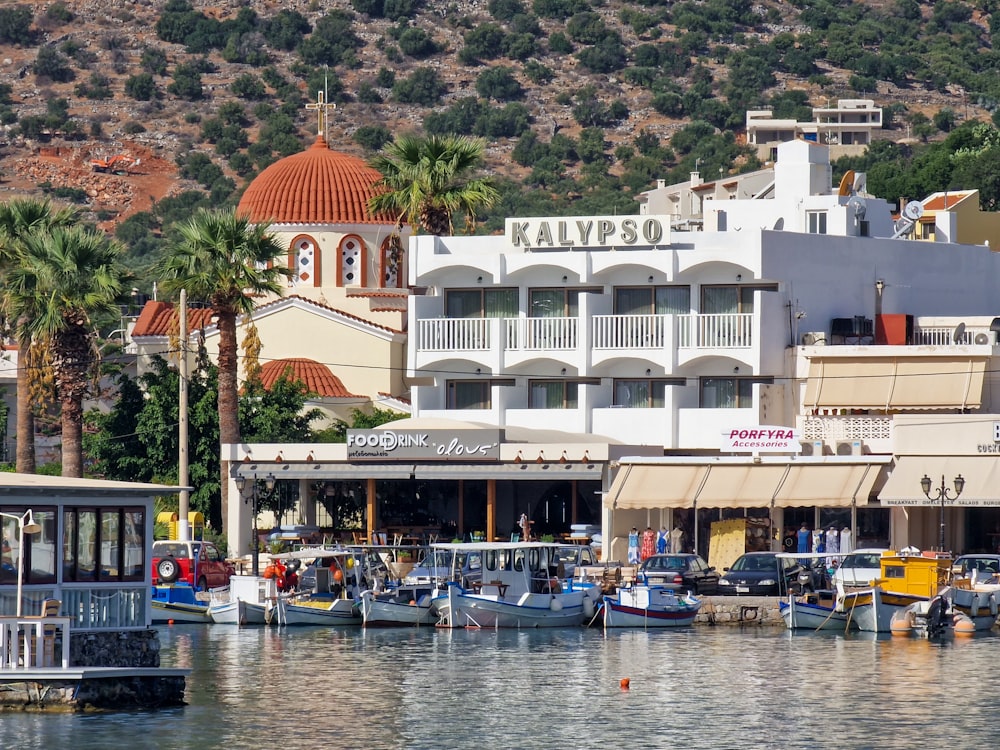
[
  {"left": 347, "top": 429, "right": 501, "bottom": 460},
  {"left": 722, "top": 426, "right": 800, "bottom": 453}
]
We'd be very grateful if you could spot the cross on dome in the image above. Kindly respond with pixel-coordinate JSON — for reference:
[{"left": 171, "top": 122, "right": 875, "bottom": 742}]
[{"left": 305, "top": 90, "right": 335, "bottom": 138}]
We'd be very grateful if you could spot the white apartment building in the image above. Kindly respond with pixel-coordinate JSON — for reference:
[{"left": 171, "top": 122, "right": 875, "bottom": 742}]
[
  {"left": 747, "top": 98, "right": 883, "bottom": 161},
  {"left": 407, "top": 140, "right": 1000, "bottom": 564}
]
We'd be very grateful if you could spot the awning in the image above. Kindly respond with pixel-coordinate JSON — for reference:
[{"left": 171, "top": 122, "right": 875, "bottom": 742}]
[
  {"left": 803, "top": 357, "right": 986, "bottom": 411},
  {"left": 879, "top": 456, "right": 1000, "bottom": 506},
  {"left": 413, "top": 463, "right": 603, "bottom": 480},
  {"left": 605, "top": 458, "right": 886, "bottom": 510},
  {"left": 235, "top": 464, "right": 416, "bottom": 480}
]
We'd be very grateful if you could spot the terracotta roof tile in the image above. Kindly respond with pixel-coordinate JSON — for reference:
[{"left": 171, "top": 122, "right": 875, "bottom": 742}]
[
  {"left": 131, "top": 301, "right": 216, "bottom": 337},
  {"left": 236, "top": 137, "right": 396, "bottom": 225},
  {"left": 260, "top": 358, "right": 362, "bottom": 398}
]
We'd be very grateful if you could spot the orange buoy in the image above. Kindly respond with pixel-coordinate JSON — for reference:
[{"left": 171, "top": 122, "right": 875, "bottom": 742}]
[
  {"left": 333, "top": 568, "right": 344, "bottom": 583},
  {"left": 168, "top": 619, "right": 175, "bottom": 625},
  {"left": 953, "top": 616, "right": 976, "bottom": 637},
  {"left": 620, "top": 677, "right": 630, "bottom": 690}
]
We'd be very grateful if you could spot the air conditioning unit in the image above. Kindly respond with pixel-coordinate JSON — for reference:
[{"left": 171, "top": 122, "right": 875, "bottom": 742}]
[
  {"left": 836, "top": 439, "right": 863, "bottom": 456},
  {"left": 801, "top": 332, "right": 827, "bottom": 346},
  {"left": 974, "top": 331, "right": 994, "bottom": 346},
  {"left": 799, "top": 440, "right": 825, "bottom": 456}
]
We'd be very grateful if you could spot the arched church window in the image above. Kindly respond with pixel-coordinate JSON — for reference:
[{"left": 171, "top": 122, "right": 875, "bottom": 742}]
[
  {"left": 289, "top": 234, "right": 320, "bottom": 287},
  {"left": 339, "top": 235, "right": 366, "bottom": 287}
]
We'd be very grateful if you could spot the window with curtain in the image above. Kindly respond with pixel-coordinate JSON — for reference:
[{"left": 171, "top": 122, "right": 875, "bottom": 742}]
[
  {"left": 123, "top": 510, "right": 145, "bottom": 580},
  {"left": 614, "top": 286, "right": 690, "bottom": 314},
  {"left": 75, "top": 509, "right": 98, "bottom": 582},
  {"left": 62, "top": 507, "right": 146, "bottom": 582},
  {"left": 25, "top": 509, "right": 56, "bottom": 583},
  {"left": 701, "top": 285, "right": 776, "bottom": 314},
  {"left": 446, "top": 288, "right": 518, "bottom": 318},
  {"left": 529, "top": 287, "right": 602, "bottom": 317},
  {"left": 447, "top": 380, "right": 491, "bottom": 409},
  {"left": 529, "top": 380, "right": 579, "bottom": 409},
  {"left": 700, "top": 377, "right": 773, "bottom": 408},
  {"left": 101, "top": 510, "right": 121, "bottom": 579},
  {"left": 613, "top": 378, "right": 684, "bottom": 407}
]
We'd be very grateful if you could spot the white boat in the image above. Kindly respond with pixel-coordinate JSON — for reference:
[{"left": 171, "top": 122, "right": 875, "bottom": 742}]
[
  {"left": 360, "top": 587, "right": 437, "bottom": 627},
  {"left": 266, "top": 595, "right": 361, "bottom": 626},
  {"left": 209, "top": 576, "right": 274, "bottom": 625},
  {"left": 602, "top": 583, "right": 701, "bottom": 628},
  {"left": 779, "top": 592, "right": 857, "bottom": 631},
  {"left": 431, "top": 541, "right": 602, "bottom": 629}
]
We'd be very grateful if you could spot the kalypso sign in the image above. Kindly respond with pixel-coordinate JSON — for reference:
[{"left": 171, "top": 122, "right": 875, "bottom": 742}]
[
  {"left": 347, "top": 429, "right": 501, "bottom": 460},
  {"left": 505, "top": 215, "right": 672, "bottom": 250},
  {"left": 722, "top": 426, "right": 800, "bottom": 453}
]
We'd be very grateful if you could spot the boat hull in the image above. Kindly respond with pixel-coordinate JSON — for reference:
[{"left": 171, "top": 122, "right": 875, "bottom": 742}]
[
  {"left": 361, "top": 592, "right": 436, "bottom": 627},
  {"left": 779, "top": 596, "right": 855, "bottom": 631},
  {"left": 435, "top": 585, "right": 592, "bottom": 629},
  {"left": 602, "top": 599, "right": 699, "bottom": 628},
  {"left": 152, "top": 600, "right": 212, "bottom": 624},
  {"left": 209, "top": 599, "right": 266, "bottom": 625}
]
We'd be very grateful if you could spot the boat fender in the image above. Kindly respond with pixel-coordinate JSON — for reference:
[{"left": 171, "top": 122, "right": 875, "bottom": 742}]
[
  {"left": 550, "top": 596, "right": 563, "bottom": 611},
  {"left": 971, "top": 594, "right": 980, "bottom": 619},
  {"left": 583, "top": 597, "right": 595, "bottom": 619},
  {"left": 586, "top": 585, "right": 603, "bottom": 603},
  {"left": 992, "top": 595, "right": 999, "bottom": 617}
]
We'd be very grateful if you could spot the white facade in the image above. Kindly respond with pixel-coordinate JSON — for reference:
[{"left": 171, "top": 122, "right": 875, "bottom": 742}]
[
  {"left": 407, "top": 140, "right": 1000, "bottom": 457},
  {"left": 747, "top": 99, "right": 883, "bottom": 161}
]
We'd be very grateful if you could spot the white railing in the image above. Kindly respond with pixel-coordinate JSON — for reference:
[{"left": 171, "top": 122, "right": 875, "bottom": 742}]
[
  {"left": 592, "top": 314, "right": 667, "bottom": 349},
  {"left": 63, "top": 586, "right": 146, "bottom": 630},
  {"left": 799, "top": 415, "right": 892, "bottom": 442},
  {"left": 504, "top": 317, "right": 578, "bottom": 350},
  {"left": 912, "top": 326, "right": 992, "bottom": 346},
  {"left": 677, "top": 313, "right": 753, "bottom": 348},
  {"left": 417, "top": 318, "right": 491, "bottom": 351}
]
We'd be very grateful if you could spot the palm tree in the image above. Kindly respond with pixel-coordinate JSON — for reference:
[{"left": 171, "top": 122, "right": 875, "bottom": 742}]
[
  {"left": 0, "top": 198, "right": 80, "bottom": 473},
  {"left": 5, "top": 225, "right": 127, "bottom": 477},
  {"left": 157, "top": 207, "right": 291, "bottom": 533},
  {"left": 368, "top": 134, "right": 500, "bottom": 236}
]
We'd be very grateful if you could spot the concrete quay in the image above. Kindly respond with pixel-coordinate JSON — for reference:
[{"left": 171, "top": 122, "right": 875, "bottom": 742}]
[{"left": 693, "top": 596, "right": 784, "bottom": 626}]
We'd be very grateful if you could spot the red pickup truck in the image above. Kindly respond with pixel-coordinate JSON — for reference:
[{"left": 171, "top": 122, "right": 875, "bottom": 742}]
[{"left": 152, "top": 540, "right": 234, "bottom": 591}]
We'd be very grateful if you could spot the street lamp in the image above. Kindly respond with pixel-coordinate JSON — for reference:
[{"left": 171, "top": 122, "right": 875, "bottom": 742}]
[
  {"left": 235, "top": 474, "right": 277, "bottom": 577},
  {"left": 920, "top": 474, "right": 965, "bottom": 552},
  {"left": 0, "top": 509, "right": 43, "bottom": 616}
]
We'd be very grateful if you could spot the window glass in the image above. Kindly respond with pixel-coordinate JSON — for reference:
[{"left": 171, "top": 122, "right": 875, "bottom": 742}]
[
  {"left": 27, "top": 509, "right": 56, "bottom": 583},
  {"left": 77, "top": 510, "right": 98, "bottom": 582},
  {"left": 614, "top": 379, "right": 680, "bottom": 407},
  {"left": 0, "top": 515, "right": 18, "bottom": 584},
  {"left": 485, "top": 550, "right": 497, "bottom": 571},
  {"left": 529, "top": 380, "right": 578, "bottom": 409},
  {"left": 123, "top": 510, "right": 144, "bottom": 580},
  {"left": 701, "top": 377, "right": 772, "bottom": 408},
  {"left": 656, "top": 286, "right": 690, "bottom": 314},
  {"left": 63, "top": 510, "right": 77, "bottom": 582},
  {"left": 447, "top": 380, "right": 491, "bottom": 409},
  {"left": 101, "top": 510, "right": 121, "bottom": 579},
  {"left": 513, "top": 549, "right": 524, "bottom": 571}
]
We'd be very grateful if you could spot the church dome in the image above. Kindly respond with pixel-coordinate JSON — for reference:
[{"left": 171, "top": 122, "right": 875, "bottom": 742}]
[
  {"left": 259, "top": 357, "right": 362, "bottom": 398},
  {"left": 237, "top": 136, "right": 394, "bottom": 225}
]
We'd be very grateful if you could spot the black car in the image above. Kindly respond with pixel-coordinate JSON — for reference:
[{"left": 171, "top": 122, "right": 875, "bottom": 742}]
[
  {"left": 718, "top": 552, "right": 800, "bottom": 596},
  {"left": 637, "top": 553, "right": 719, "bottom": 594}
]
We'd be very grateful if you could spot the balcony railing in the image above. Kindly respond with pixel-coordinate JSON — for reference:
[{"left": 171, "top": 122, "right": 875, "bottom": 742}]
[
  {"left": 416, "top": 313, "right": 754, "bottom": 355},
  {"left": 912, "top": 326, "right": 993, "bottom": 346},
  {"left": 592, "top": 314, "right": 667, "bottom": 349},
  {"left": 504, "top": 317, "right": 578, "bottom": 350},
  {"left": 677, "top": 313, "right": 753, "bottom": 348}
]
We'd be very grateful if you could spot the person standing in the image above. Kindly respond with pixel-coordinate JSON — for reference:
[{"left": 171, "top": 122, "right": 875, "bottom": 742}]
[
  {"left": 627, "top": 527, "right": 640, "bottom": 565},
  {"left": 797, "top": 522, "right": 811, "bottom": 553},
  {"left": 641, "top": 526, "right": 656, "bottom": 561}
]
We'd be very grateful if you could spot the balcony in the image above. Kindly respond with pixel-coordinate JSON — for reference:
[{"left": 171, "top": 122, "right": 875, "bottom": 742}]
[{"left": 413, "top": 312, "right": 756, "bottom": 374}]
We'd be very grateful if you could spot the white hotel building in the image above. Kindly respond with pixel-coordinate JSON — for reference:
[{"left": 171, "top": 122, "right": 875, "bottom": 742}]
[{"left": 407, "top": 140, "right": 1000, "bottom": 564}]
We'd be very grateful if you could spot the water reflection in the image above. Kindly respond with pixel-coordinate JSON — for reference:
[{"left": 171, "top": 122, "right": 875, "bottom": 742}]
[{"left": 0, "top": 626, "right": 998, "bottom": 749}]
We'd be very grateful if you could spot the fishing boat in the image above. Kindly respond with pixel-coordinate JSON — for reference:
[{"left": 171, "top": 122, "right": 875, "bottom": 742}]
[
  {"left": 836, "top": 549, "right": 1000, "bottom": 633},
  {"left": 151, "top": 583, "right": 213, "bottom": 624},
  {"left": 779, "top": 591, "right": 857, "bottom": 631},
  {"left": 602, "top": 582, "right": 701, "bottom": 628},
  {"left": 209, "top": 575, "right": 274, "bottom": 625},
  {"left": 432, "top": 541, "right": 602, "bottom": 629}
]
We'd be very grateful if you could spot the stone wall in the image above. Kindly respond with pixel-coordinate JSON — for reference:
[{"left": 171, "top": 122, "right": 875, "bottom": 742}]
[
  {"left": 693, "top": 596, "right": 784, "bottom": 626},
  {"left": 69, "top": 629, "right": 161, "bottom": 668}
]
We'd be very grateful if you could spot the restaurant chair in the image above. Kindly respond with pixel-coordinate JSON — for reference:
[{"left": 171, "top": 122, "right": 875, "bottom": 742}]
[{"left": 25, "top": 598, "right": 61, "bottom": 667}]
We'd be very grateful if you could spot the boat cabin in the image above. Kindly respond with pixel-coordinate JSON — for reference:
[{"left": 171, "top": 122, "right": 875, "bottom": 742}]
[{"left": 875, "top": 550, "right": 951, "bottom": 597}]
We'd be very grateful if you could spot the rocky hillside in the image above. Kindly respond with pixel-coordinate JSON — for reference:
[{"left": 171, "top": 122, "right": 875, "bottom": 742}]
[{"left": 0, "top": 0, "right": 988, "bottom": 231}]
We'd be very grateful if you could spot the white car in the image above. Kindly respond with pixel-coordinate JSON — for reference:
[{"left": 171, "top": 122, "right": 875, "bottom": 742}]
[{"left": 831, "top": 548, "right": 887, "bottom": 588}]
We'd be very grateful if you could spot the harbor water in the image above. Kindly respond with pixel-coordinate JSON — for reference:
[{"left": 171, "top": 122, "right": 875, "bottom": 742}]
[{"left": 2, "top": 623, "right": 998, "bottom": 749}]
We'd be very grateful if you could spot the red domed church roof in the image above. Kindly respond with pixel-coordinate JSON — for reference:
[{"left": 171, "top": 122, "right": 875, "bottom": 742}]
[
  {"left": 259, "top": 357, "right": 362, "bottom": 398},
  {"left": 237, "top": 136, "right": 394, "bottom": 225}
]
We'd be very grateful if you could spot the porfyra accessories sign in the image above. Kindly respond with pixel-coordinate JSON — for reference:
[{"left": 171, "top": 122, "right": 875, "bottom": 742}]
[
  {"left": 721, "top": 427, "right": 800, "bottom": 453},
  {"left": 347, "top": 429, "right": 501, "bottom": 460}
]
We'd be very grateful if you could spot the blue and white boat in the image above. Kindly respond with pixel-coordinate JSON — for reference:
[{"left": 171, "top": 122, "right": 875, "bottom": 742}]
[
  {"left": 602, "top": 583, "right": 701, "bottom": 628},
  {"left": 151, "top": 583, "right": 213, "bottom": 624}
]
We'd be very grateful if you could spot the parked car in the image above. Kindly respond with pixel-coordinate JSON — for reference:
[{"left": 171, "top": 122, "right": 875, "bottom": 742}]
[
  {"left": 830, "top": 548, "right": 888, "bottom": 588},
  {"left": 554, "top": 545, "right": 598, "bottom": 579},
  {"left": 952, "top": 554, "right": 1000, "bottom": 582},
  {"left": 152, "top": 540, "right": 234, "bottom": 591},
  {"left": 718, "top": 552, "right": 800, "bottom": 596},
  {"left": 638, "top": 553, "right": 719, "bottom": 594}
]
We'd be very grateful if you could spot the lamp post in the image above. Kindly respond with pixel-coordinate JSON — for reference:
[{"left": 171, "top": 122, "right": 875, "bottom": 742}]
[
  {"left": 0, "top": 509, "right": 43, "bottom": 616},
  {"left": 920, "top": 474, "right": 965, "bottom": 552},
  {"left": 235, "top": 474, "right": 277, "bottom": 577}
]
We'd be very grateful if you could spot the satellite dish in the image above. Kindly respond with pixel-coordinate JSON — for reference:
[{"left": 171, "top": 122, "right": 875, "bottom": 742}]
[
  {"left": 903, "top": 201, "right": 925, "bottom": 221},
  {"left": 853, "top": 173, "right": 867, "bottom": 195},
  {"left": 838, "top": 170, "right": 856, "bottom": 197},
  {"left": 953, "top": 322, "right": 966, "bottom": 344},
  {"left": 847, "top": 197, "right": 867, "bottom": 220},
  {"left": 773, "top": 217, "right": 784, "bottom": 230}
]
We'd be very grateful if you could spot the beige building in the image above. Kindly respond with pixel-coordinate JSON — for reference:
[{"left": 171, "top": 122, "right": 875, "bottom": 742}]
[{"left": 746, "top": 99, "right": 883, "bottom": 161}]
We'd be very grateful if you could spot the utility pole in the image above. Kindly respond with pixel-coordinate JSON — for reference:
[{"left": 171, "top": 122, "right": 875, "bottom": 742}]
[{"left": 178, "top": 288, "right": 190, "bottom": 541}]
